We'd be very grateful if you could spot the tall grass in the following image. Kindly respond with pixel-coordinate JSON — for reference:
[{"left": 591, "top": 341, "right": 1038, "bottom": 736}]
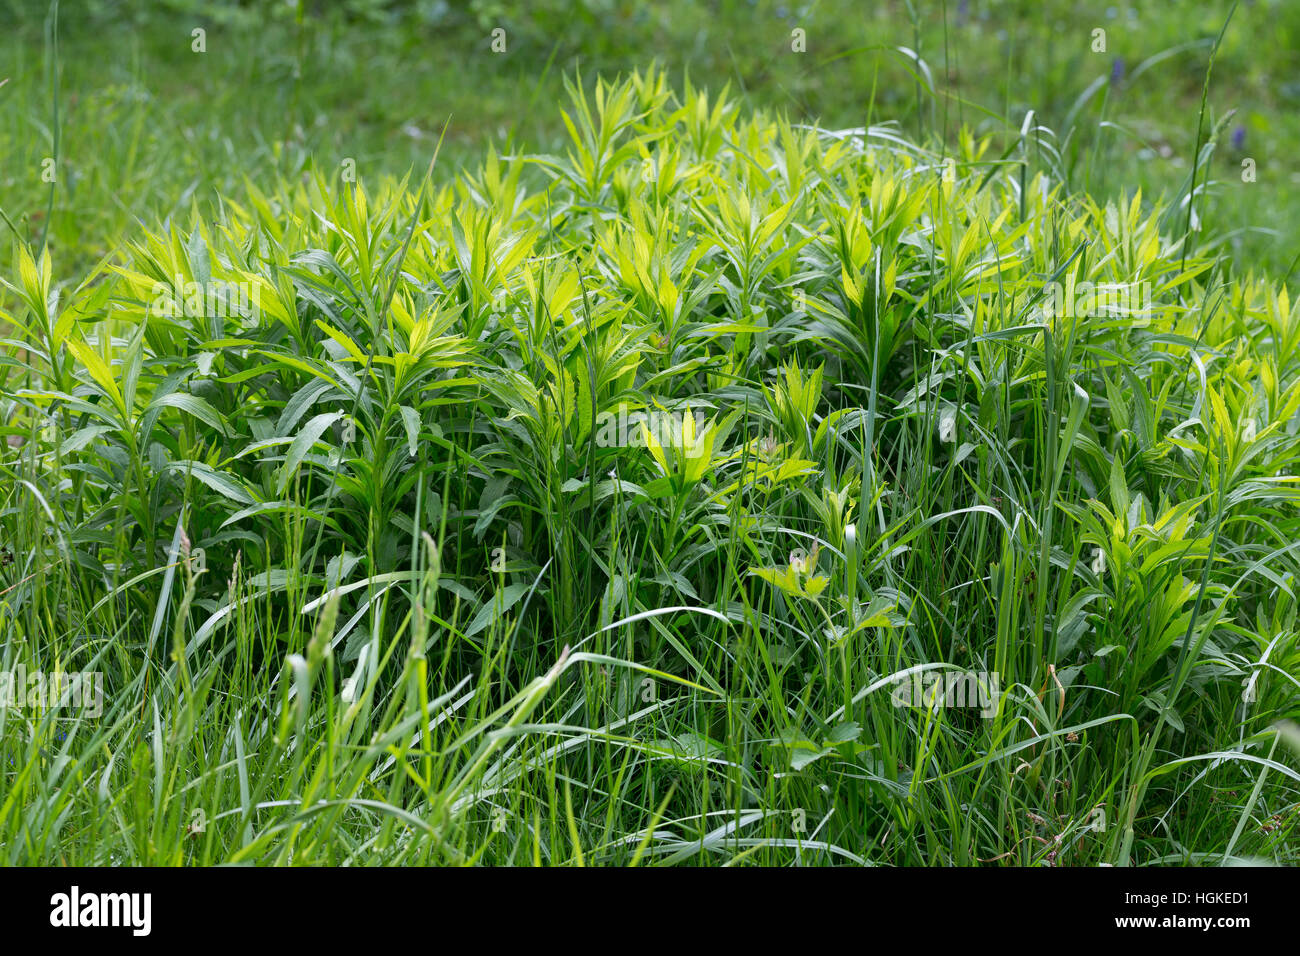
[{"left": 1, "top": 67, "right": 1298, "bottom": 864}]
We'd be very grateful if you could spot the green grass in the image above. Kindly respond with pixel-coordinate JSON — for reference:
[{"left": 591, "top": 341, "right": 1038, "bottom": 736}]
[
  {"left": 1, "top": 3, "right": 1299, "bottom": 866},
  {"left": 3, "top": 63, "right": 1299, "bottom": 864},
  {"left": 2, "top": 1, "right": 1299, "bottom": 278}
]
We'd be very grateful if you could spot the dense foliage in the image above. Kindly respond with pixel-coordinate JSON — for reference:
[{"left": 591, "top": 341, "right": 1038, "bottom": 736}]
[{"left": 2, "top": 70, "right": 1298, "bottom": 864}]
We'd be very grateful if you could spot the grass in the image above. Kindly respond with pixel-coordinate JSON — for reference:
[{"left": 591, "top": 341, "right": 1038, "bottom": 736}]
[
  {"left": 1, "top": 3, "right": 1299, "bottom": 866},
  {"left": 2, "top": 1, "right": 1298, "bottom": 278}
]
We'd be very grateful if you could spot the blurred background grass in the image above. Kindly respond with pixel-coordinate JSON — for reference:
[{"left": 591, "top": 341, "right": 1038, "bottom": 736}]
[{"left": 0, "top": 0, "right": 1296, "bottom": 279}]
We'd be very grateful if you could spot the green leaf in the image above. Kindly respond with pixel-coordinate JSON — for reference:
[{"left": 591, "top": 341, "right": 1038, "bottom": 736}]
[
  {"left": 168, "top": 460, "right": 257, "bottom": 505},
  {"left": 398, "top": 405, "right": 421, "bottom": 458},
  {"left": 465, "top": 583, "right": 528, "bottom": 638},
  {"left": 148, "top": 392, "right": 229, "bottom": 437},
  {"left": 277, "top": 412, "right": 345, "bottom": 494}
]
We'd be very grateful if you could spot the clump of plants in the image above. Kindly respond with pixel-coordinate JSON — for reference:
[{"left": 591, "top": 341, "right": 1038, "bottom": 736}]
[{"left": 2, "top": 69, "right": 1298, "bottom": 864}]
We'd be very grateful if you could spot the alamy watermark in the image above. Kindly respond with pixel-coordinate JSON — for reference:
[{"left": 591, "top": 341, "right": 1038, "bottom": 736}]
[
  {"left": 50, "top": 886, "right": 150, "bottom": 936},
  {"left": 891, "top": 669, "right": 1000, "bottom": 719},
  {"left": 149, "top": 275, "right": 260, "bottom": 321},
  {"left": 1041, "top": 278, "right": 1152, "bottom": 324},
  {"left": 0, "top": 666, "right": 103, "bottom": 719},
  {"left": 594, "top": 404, "right": 707, "bottom": 454}
]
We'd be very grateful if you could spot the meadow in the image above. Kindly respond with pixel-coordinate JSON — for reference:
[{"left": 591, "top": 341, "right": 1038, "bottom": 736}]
[{"left": 0, "top": 1, "right": 1298, "bottom": 866}]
